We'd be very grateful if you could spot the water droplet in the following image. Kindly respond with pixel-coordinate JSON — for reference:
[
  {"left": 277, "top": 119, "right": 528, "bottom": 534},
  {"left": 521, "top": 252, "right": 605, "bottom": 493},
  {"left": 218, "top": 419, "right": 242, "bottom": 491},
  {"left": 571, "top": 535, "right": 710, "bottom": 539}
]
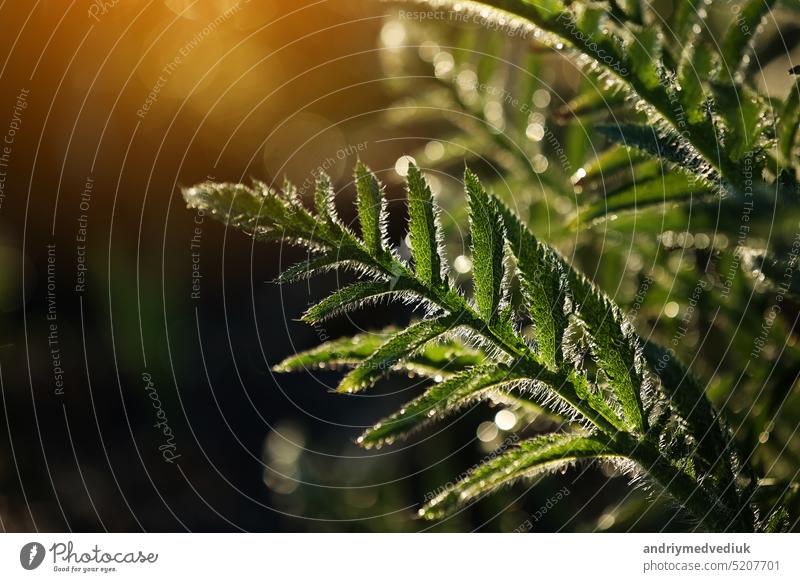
[
  {"left": 424, "top": 140, "right": 445, "bottom": 161},
  {"left": 532, "top": 154, "right": 548, "bottom": 173},
  {"left": 664, "top": 301, "right": 680, "bottom": 318},
  {"left": 494, "top": 409, "right": 517, "bottom": 431},
  {"left": 395, "top": 155, "right": 416, "bottom": 177},
  {"left": 526, "top": 123, "right": 545, "bottom": 141},
  {"left": 476, "top": 421, "right": 498, "bottom": 442},
  {"left": 454, "top": 255, "right": 473, "bottom": 274},
  {"left": 532, "top": 89, "right": 551, "bottom": 108},
  {"left": 380, "top": 21, "right": 406, "bottom": 48}
]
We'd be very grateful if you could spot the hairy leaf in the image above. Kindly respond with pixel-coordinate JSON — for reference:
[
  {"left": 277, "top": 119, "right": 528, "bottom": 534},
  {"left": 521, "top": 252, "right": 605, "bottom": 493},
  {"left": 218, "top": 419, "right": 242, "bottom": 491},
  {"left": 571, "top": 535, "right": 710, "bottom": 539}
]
[
  {"left": 678, "top": 42, "right": 715, "bottom": 125},
  {"left": 710, "top": 82, "right": 766, "bottom": 162},
  {"left": 337, "top": 315, "right": 459, "bottom": 393},
  {"left": 355, "top": 161, "right": 388, "bottom": 255},
  {"left": 276, "top": 252, "right": 366, "bottom": 283},
  {"left": 628, "top": 27, "right": 662, "bottom": 91},
  {"left": 302, "top": 281, "right": 413, "bottom": 323},
  {"left": 595, "top": 123, "right": 712, "bottom": 183},
  {"left": 466, "top": 169, "right": 506, "bottom": 322},
  {"left": 554, "top": 88, "right": 626, "bottom": 124},
  {"left": 499, "top": 203, "right": 568, "bottom": 369},
  {"left": 186, "top": 147, "right": 761, "bottom": 530},
  {"left": 574, "top": 291, "right": 647, "bottom": 432},
  {"left": 420, "top": 433, "right": 617, "bottom": 519},
  {"left": 498, "top": 202, "right": 647, "bottom": 432},
  {"left": 183, "top": 181, "right": 312, "bottom": 242},
  {"left": 406, "top": 163, "right": 445, "bottom": 287},
  {"left": 314, "top": 173, "right": 356, "bottom": 241},
  {"left": 642, "top": 340, "right": 749, "bottom": 524},
  {"left": 274, "top": 330, "right": 483, "bottom": 374},
  {"left": 358, "top": 365, "right": 521, "bottom": 448}
]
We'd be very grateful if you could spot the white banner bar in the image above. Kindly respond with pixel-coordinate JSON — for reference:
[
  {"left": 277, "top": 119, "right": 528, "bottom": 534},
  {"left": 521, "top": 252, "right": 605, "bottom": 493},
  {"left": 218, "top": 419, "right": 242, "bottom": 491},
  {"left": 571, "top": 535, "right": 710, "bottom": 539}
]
[{"left": 1, "top": 533, "right": 798, "bottom": 580}]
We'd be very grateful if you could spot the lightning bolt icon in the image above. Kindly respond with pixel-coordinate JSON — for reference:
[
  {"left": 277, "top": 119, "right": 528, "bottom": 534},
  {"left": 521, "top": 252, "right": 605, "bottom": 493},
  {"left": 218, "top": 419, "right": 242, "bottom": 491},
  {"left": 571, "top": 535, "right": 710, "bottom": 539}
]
[{"left": 28, "top": 545, "right": 38, "bottom": 566}]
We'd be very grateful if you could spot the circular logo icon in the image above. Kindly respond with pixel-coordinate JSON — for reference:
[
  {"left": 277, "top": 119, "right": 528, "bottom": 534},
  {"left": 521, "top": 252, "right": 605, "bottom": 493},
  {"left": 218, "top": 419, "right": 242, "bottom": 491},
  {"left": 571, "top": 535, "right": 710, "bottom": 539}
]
[{"left": 19, "top": 542, "right": 46, "bottom": 570}]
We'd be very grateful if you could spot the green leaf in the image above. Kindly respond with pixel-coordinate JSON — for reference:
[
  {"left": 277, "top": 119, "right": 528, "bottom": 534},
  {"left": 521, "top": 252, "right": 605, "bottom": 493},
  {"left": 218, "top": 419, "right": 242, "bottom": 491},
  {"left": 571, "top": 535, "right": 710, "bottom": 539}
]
[
  {"left": 779, "top": 81, "right": 800, "bottom": 164},
  {"left": 554, "top": 88, "right": 626, "bottom": 124},
  {"left": 573, "top": 289, "right": 647, "bottom": 433},
  {"left": 186, "top": 150, "right": 760, "bottom": 529},
  {"left": 406, "top": 163, "right": 445, "bottom": 287},
  {"left": 399, "top": 340, "right": 485, "bottom": 376},
  {"left": 405, "top": 0, "right": 752, "bottom": 205},
  {"left": 420, "top": 433, "right": 617, "bottom": 519},
  {"left": 314, "top": 173, "right": 355, "bottom": 240},
  {"left": 183, "top": 181, "right": 308, "bottom": 242},
  {"left": 671, "top": 0, "right": 705, "bottom": 46},
  {"left": 572, "top": 146, "right": 647, "bottom": 186},
  {"left": 595, "top": 124, "right": 709, "bottom": 180},
  {"left": 575, "top": 4, "right": 604, "bottom": 35},
  {"left": 302, "top": 281, "right": 412, "bottom": 323},
  {"left": 465, "top": 169, "right": 506, "bottom": 322},
  {"left": 497, "top": 202, "right": 646, "bottom": 432},
  {"left": 720, "top": 0, "right": 778, "bottom": 79},
  {"left": 628, "top": 27, "right": 662, "bottom": 91},
  {"left": 577, "top": 173, "right": 711, "bottom": 224},
  {"left": 276, "top": 251, "right": 367, "bottom": 283},
  {"left": 355, "top": 161, "right": 388, "bottom": 255},
  {"left": 274, "top": 331, "right": 483, "bottom": 375},
  {"left": 762, "top": 506, "right": 790, "bottom": 532},
  {"left": 337, "top": 315, "right": 459, "bottom": 393},
  {"left": 314, "top": 173, "right": 337, "bottom": 221},
  {"left": 642, "top": 341, "right": 724, "bottom": 454},
  {"left": 710, "top": 82, "right": 766, "bottom": 162},
  {"left": 499, "top": 203, "right": 568, "bottom": 370},
  {"left": 678, "top": 42, "right": 715, "bottom": 125},
  {"left": 642, "top": 340, "right": 749, "bottom": 520},
  {"left": 358, "top": 365, "right": 521, "bottom": 448},
  {"left": 274, "top": 332, "right": 388, "bottom": 372}
]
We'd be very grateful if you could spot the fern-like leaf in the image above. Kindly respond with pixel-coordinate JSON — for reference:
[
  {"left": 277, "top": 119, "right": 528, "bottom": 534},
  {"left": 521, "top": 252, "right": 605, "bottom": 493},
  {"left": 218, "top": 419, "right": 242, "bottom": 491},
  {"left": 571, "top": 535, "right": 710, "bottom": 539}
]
[
  {"left": 497, "top": 201, "right": 647, "bottom": 432},
  {"left": 185, "top": 158, "right": 757, "bottom": 530}
]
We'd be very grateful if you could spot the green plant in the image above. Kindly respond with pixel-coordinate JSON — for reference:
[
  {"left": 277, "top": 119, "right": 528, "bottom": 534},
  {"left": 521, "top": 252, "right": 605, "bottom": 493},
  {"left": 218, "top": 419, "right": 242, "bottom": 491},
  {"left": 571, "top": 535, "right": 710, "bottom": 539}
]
[
  {"left": 183, "top": 0, "right": 800, "bottom": 531},
  {"left": 186, "top": 160, "right": 787, "bottom": 531}
]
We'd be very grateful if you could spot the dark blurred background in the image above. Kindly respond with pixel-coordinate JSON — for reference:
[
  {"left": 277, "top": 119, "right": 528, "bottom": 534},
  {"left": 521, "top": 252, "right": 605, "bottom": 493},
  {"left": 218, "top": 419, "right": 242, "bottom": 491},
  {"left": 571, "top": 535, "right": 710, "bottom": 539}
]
[{"left": 0, "top": 0, "right": 797, "bottom": 532}]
